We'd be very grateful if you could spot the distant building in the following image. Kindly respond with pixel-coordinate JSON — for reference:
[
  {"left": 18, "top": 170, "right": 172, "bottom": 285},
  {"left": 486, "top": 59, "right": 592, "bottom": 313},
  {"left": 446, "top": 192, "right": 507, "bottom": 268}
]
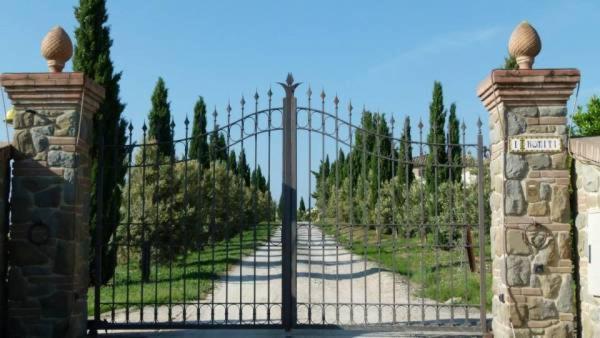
[{"left": 411, "top": 153, "right": 479, "bottom": 186}]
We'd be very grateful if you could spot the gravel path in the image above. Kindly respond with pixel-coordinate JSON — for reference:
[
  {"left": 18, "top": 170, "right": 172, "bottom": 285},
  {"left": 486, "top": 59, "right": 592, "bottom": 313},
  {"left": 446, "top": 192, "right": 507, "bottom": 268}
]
[{"left": 105, "top": 223, "right": 480, "bottom": 326}]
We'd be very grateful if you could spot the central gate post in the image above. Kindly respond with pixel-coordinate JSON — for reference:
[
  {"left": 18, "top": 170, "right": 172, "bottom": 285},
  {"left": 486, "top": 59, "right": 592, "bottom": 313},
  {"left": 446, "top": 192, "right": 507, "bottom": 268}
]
[{"left": 281, "top": 73, "right": 300, "bottom": 330}]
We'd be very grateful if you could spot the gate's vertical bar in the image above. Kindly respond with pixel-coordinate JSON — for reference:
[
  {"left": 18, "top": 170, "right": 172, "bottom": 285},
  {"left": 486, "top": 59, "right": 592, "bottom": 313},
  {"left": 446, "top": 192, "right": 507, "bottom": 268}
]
[
  {"left": 266, "top": 90, "right": 272, "bottom": 323},
  {"left": 306, "top": 87, "right": 313, "bottom": 324},
  {"left": 320, "top": 90, "right": 326, "bottom": 325},
  {"left": 225, "top": 103, "right": 232, "bottom": 324},
  {"left": 183, "top": 117, "right": 190, "bottom": 323},
  {"left": 347, "top": 101, "right": 354, "bottom": 324},
  {"left": 476, "top": 118, "right": 487, "bottom": 333},
  {"left": 281, "top": 73, "right": 298, "bottom": 331},
  {"left": 333, "top": 95, "right": 340, "bottom": 324},
  {"left": 126, "top": 122, "right": 134, "bottom": 323},
  {"left": 94, "top": 121, "right": 105, "bottom": 331},
  {"left": 253, "top": 91, "right": 259, "bottom": 323}
]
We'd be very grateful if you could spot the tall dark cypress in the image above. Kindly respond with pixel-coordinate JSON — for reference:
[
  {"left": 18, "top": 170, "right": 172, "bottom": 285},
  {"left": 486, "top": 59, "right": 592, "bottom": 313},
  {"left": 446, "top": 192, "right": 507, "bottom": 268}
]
[
  {"left": 148, "top": 77, "right": 174, "bottom": 157},
  {"left": 190, "top": 96, "right": 209, "bottom": 166},
  {"left": 398, "top": 116, "right": 414, "bottom": 186},
  {"left": 228, "top": 150, "right": 238, "bottom": 174},
  {"left": 237, "top": 149, "right": 251, "bottom": 186},
  {"left": 208, "top": 129, "right": 227, "bottom": 162},
  {"left": 425, "top": 81, "right": 448, "bottom": 192},
  {"left": 74, "top": 0, "right": 127, "bottom": 285},
  {"left": 447, "top": 103, "right": 462, "bottom": 182}
]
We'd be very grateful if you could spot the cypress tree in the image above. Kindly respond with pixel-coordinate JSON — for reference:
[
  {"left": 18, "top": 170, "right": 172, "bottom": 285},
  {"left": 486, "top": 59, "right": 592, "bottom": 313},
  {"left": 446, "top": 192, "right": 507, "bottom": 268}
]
[
  {"left": 148, "top": 77, "right": 174, "bottom": 157},
  {"left": 299, "top": 197, "right": 306, "bottom": 220},
  {"left": 447, "top": 103, "right": 462, "bottom": 182},
  {"left": 74, "top": 0, "right": 127, "bottom": 285},
  {"left": 425, "top": 81, "right": 448, "bottom": 192},
  {"left": 228, "top": 150, "right": 238, "bottom": 173},
  {"left": 237, "top": 149, "right": 251, "bottom": 186},
  {"left": 398, "top": 116, "right": 414, "bottom": 186},
  {"left": 209, "top": 129, "right": 227, "bottom": 162},
  {"left": 190, "top": 96, "right": 209, "bottom": 166},
  {"left": 251, "top": 166, "right": 267, "bottom": 193}
]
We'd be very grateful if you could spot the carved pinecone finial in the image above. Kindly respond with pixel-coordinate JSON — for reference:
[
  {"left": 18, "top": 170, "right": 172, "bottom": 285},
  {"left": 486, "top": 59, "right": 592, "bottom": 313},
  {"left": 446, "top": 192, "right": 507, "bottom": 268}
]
[
  {"left": 508, "top": 21, "right": 542, "bottom": 70},
  {"left": 41, "top": 26, "right": 73, "bottom": 73}
]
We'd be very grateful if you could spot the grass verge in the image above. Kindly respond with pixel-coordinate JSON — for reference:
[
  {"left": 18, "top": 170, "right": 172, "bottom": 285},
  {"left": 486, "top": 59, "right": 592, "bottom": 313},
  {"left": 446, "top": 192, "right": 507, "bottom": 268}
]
[
  {"left": 88, "top": 222, "right": 273, "bottom": 315},
  {"left": 320, "top": 222, "right": 492, "bottom": 309}
]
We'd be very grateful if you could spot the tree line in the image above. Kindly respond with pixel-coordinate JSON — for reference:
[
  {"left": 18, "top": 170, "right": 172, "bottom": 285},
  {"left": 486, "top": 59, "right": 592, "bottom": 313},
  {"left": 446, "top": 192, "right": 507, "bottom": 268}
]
[
  {"left": 306, "top": 81, "right": 487, "bottom": 248},
  {"left": 120, "top": 78, "right": 276, "bottom": 280}
]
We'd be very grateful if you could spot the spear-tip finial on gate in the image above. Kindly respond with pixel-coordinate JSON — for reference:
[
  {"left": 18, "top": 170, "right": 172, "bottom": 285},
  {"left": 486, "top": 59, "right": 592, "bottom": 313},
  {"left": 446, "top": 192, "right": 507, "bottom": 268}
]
[
  {"left": 508, "top": 21, "right": 541, "bottom": 70},
  {"left": 278, "top": 73, "right": 301, "bottom": 96},
  {"left": 41, "top": 26, "right": 73, "bottom": 72},
  {"left": 477, "top": 117, "right": 483, "bottom": 133},
  {"left": 348, "top": 100, "right": 353, "bottom": 113}
]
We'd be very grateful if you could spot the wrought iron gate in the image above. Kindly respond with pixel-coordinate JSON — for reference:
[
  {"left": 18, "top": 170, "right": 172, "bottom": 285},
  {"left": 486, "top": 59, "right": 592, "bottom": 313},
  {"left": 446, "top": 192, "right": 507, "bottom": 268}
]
[{"left": 90, "top": 74, "right": 489, "bottom": 334}]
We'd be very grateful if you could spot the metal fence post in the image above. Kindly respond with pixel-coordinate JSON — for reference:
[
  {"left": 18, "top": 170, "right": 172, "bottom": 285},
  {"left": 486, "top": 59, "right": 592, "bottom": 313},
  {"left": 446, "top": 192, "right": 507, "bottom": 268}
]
[
  {"left": 280, "top": 73, "right": 299, "bottom": 331},
  {"left": 476, "top": 119, "right": 488, "bottom": 334},
  {"left": 93, "top": 123, "right": 105, "bottom": 334}
]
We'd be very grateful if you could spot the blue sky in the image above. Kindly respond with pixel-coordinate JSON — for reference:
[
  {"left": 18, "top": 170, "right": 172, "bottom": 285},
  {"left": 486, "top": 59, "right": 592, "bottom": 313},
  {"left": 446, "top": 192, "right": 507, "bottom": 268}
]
[{"left": 1, "top": 1, "right": 598, "bottom": 203}]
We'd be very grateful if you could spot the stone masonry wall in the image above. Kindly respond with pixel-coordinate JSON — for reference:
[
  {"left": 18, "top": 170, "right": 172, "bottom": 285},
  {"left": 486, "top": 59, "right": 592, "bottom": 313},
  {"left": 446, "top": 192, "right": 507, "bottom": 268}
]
[
  {"left": 571, "top": 138, "right": 600, "bottom": 338},
  {"left": 0, "top": 144, "right": 12, "bottom": 337},
  {"left": 0, "top": 73, "right": 104, "bottom": 338},
  {"left": 478, "top": 69, "right": 579, "bottom": 338}
]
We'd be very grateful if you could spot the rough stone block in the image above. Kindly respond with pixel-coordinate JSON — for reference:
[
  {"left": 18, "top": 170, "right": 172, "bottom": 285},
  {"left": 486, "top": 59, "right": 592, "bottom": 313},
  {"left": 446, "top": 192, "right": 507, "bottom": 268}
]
[
  {"left": 539, "top": 106, "right": 567, "bottom": 117},
  {"left": 507, "top": 230, "right": 530, "bottom": 255},
  {"left": 556, "top": 274, "right": 573, "bottom": 313},
  {"left": 540, "top": 182, "right": 552, "bottom": 201},
  {"left": 527, "top": 297, "right": 558, "bottom": 320},
  {"left": 47, "top": 150, "right": 78, "bottom": 168},
  {"left": 507, "top": 113, "right": 526, "bottom": 136},
  {"left": 582, "top": 164, "right": 600, "bottom": 192},
  {"left": 526, "top": 180, "right": 540, "bottom": 202},
  {"left": 511, "top": 106, "right": 539, "bottom": 117},
  {"left": 551, "top": 153, "right": 567, "bottom": 170},
  {"left": 506, "top": 180, "right": 526, "bottom": 215},
  {"left": 13, "top": 129, "right": 35, "bottom": 156},
  {"left": 551, "top": 185, "right": 570, "bottom": 222},
  {"left": 13, "top": 110, "right": 35, "bottom": 129},
  {"left": 54, "top": 111, "right": 79, "bottom": 137},
  {"left": 506, "top": 255, "right": 531, "bottom": 286},
  {"left": 539, "top": 274, "right": 562, "bottom": 298},
  {"left": 527, "top": 154, "right": 552, "bottom": 170},
  {"left": 528, "top": 201, "right": 548, "bottom": 216},
  {"left": 506, "top": 154, "right": 528, "bottom": 179}
]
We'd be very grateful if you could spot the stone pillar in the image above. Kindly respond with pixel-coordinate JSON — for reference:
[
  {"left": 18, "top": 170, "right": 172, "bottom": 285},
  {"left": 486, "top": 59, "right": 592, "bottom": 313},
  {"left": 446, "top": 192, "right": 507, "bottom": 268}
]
[
  {"left": 0, "top": 72, "right": 104, "bottom": 337},
  {"left": 478, "top": 68, "right": 579, "bottom": 337}
]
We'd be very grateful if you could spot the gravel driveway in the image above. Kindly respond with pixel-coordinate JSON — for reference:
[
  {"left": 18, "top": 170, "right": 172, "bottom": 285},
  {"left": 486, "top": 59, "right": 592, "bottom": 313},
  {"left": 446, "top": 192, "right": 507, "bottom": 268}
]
[{"left": 104, "top": 223, "right": 481, "bottom": 327}]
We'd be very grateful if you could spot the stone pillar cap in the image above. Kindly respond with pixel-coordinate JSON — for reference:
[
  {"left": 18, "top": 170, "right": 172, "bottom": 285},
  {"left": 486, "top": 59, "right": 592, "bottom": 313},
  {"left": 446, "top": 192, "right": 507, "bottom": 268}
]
[
  {"left": 477, "top": 69, "right": 580, "bottom": 111},
  {"left": 41, "top": 26, "right": 73, "bottom": 73}
]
